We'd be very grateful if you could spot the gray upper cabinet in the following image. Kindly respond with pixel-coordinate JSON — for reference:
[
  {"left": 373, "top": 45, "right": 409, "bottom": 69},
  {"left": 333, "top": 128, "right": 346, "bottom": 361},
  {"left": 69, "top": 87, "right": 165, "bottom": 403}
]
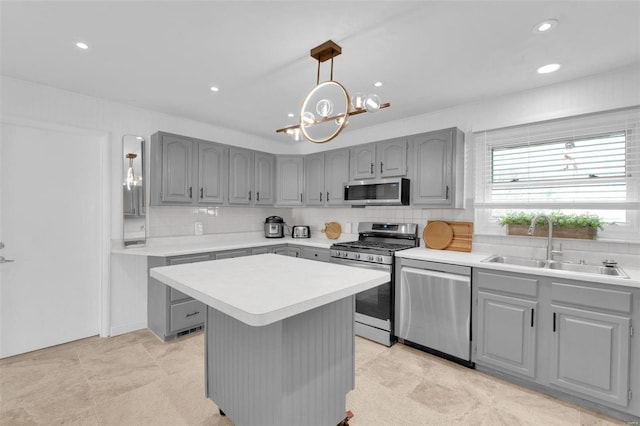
[
  {"left": 350, "top": 139, "right": 407, "bottom": 180},
  {"left": 350, "top": 143, "right": 376, "bottom": 180},
  {"left": 276, "top": 156, "right": 304, "bottom": 206},
  {"left": 151, "top": 132, "right": 226, "bottom": 206},
  {"left": 198, "top": 142, "right": 226, "bottom": 204},
  {"left": 228, "top": 147, "right": 254, "bottom": 205},
  {"left": 304, "top": 153, "right": 325, "bottom": 205},
  {"left": 324, "top": 149, "right": 350, "bottom": 205},
  {"left": 411, "top": 128, "right": 464, "bottom": 208},
  {"left": 160, "top": 134, "right": 194, "bottom": 203},
  {"left": 254, "top": 152, "right": 275, "bottom": 205}
]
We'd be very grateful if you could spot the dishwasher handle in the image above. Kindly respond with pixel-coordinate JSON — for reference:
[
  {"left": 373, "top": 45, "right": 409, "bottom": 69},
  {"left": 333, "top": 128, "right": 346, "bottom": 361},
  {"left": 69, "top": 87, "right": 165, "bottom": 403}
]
[{"left": 400, "top": 266, "right": 470, "bottom": 283}]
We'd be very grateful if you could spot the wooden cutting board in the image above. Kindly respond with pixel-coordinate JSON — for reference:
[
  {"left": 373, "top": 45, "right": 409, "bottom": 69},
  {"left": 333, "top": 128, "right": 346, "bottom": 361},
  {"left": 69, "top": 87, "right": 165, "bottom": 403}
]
[
  {"left": 423, "top": 221, "right": 453, "bottom": 249},
  {"left": 322, "top": 222, "right": 342, "bottom": 240},
  {"left": 423, "top": 221, "right": 473, "bottom": 252}
]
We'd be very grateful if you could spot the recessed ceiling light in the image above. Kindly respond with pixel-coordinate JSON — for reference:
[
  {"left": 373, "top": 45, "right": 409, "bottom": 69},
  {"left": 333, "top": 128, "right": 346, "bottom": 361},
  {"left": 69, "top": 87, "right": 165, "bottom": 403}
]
[
  {"left": 374, "top": 81, "right": 383, "bottom": 87},
  {"left": 76, "top": 42, "right": 89, "bottom": 50},
  {"left": 534, "top": 19, "right": 558, "bottom": 33},
  {"left": 537, "top": 63, "right": 561, "bottom": 74},
  {"left": 287, "top": 113, "right": 294, "bottom": 118},
  {"left": 210, "top": 86, "right": 219, "bottom": 92}
]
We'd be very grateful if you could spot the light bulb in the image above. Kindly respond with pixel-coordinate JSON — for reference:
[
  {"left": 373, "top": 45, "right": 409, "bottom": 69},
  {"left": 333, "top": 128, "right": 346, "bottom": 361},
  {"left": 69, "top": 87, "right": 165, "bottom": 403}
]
[
  {"left": 335, "top": 115, "right": 348, "bottom": 127},
  {"left": 127, "top": 167, "right": 134, "bottom": 191},
  {"left": 301, "top": 111, "right": 316, "bottom": 126},
  {"left": 316, "top": 99, "right": 334, "bottom": 118},
  {"left": 364, "top": 94, "right": 381, "bottom": 112},
  {"left": 351, "top": 93, "right": 366, "bottom": 110}
]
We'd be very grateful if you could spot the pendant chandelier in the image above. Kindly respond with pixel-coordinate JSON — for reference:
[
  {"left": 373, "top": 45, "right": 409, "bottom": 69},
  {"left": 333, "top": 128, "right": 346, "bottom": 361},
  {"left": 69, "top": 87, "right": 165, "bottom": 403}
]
[{"left": 275, "top": 40, "right": 390, "bottom": 144}]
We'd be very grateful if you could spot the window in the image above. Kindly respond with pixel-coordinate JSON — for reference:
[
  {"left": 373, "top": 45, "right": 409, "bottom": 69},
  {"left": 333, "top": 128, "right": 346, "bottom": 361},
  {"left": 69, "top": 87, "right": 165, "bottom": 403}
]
[{"left": 474, "top": 107, "right": 640, "bottom": 240}]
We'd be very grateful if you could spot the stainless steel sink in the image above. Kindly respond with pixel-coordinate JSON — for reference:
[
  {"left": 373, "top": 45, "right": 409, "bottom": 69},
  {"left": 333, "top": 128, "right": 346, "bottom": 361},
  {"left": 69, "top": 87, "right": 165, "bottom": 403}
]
[
  {"left": 545, "top": 261, "right": 630, "bottom": 278},
  {"left": 482, "top": 255, "right": 547, "bottom": 268},
  {"left": 481, "top": 255, "right": 630, "bottom": 279}
]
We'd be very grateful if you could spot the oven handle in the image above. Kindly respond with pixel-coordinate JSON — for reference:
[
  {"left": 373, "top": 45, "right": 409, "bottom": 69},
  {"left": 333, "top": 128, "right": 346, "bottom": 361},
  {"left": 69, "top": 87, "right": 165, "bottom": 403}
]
[{"left": 330, "top": 257, "right": 392, "bottom": 273}]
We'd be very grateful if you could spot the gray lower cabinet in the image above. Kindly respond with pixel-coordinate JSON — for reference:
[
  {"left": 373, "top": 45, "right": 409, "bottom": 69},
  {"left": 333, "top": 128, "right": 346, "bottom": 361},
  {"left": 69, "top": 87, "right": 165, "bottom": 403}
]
[
  {"left": 549, "top": 282, "right": 632, "bottom": 407},
  {"left": 214, "top": 248, "right": 251, "bottom": 259},
  {"left": 274, "top": 245, "right": 301, "bottom": 257},
  {"left": 148, "top": 254, "right": 210, "bottom": 341},
  {"left": 301, "top": 247, "right": 330, "bottom": 262},
  {"left": 473, "top": 268, "right": 637, "bottom": 418},
  {"left": 475, "top": 270, "right": 538, "bottom": 378}
]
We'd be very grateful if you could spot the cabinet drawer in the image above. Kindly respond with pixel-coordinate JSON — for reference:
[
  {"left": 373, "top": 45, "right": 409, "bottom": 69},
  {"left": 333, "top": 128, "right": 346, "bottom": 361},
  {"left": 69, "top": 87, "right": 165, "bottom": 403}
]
[
  {"left": 551, "top": 282, "right": 632, "bottom": 313},
  {"left": 168, "top": 254, "right": 210, "bottom": 265},
  {"left": 301, "top": 247, "right": 330, "bottom": 262},
  {"left": 476, "top": 271, "right": 538, "bottom": 297},
  {"left": 170, "top": 288, "right": 192, "bottom": 302},
  {"left": 170, "top": 300, "right": 205, "bottom": 332}
]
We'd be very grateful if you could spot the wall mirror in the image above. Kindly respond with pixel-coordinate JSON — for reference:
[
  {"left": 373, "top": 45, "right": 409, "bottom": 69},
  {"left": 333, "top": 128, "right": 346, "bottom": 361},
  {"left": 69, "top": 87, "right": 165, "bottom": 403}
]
[{"left": 122, "top": 134, "right": 146, "bottom": 247}]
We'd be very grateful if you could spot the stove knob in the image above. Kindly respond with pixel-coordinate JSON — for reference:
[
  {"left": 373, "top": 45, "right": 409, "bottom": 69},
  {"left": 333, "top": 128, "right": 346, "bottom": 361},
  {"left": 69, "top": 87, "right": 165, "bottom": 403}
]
[
  {"left": 376, "top": 256, "right": 383, "bottom": 262},
  {"left": 335, "top": 251, "right": 342, "bottom": 257},
  {"left": 355, "top": 253, "right": 360, "bottom": 259},
  {"left": 368, "top": 255, "right": 374, "bottom": 261}
]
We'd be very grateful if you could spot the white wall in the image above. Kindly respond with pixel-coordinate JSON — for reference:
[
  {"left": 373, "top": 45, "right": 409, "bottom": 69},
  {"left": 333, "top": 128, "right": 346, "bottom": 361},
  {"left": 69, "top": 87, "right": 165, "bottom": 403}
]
[{"left": 2, "top": 63, "right": 638, "bottom": 336}]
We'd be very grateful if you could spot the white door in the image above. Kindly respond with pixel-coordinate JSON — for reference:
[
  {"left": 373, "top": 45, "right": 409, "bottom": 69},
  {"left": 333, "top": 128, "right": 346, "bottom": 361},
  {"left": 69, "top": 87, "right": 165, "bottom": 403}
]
[{"left": 0, "top": 122, "right": 103, "bottom": 358}]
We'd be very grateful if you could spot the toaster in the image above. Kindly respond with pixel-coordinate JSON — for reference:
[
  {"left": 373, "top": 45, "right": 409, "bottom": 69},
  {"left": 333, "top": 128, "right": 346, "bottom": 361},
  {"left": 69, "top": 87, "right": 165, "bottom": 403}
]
[{"left": 291, "top": 225, "right": 310, "bottom": 238}]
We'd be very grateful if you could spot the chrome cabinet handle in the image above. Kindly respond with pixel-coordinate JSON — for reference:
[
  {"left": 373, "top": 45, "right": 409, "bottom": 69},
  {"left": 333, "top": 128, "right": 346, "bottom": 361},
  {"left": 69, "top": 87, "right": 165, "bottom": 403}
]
[
  {"left": 320, "top": 192, "right": 323, "bottom": 202},
  {"left": 248, "top": 190, "right": 252, "bottom": 201},
  {"left": 0, "top": 256, "right": 14, "bottom": 263},
  {"left": 186, "top": 311, "right": 200, "bottom": 318},
  {"left": 380, "top": 162, "right": 383, "bottom": 174},
  {"left": 257, "top": 191, "right": 260, "bottom": 202},
  {"left": 300, "top": 193, "right": 303, "bottom": 202},
  {"left": 370, "top": 163, "right": 374, "bottom": 174},
  {"left": 326, "top": 192, "right": 329, "bottom": 202},
  {"left": 189, "top": 186, "right": 193, "bottom": 199},
  {"left": 200, "top": 187, "right": 204, "bottom": 199},
  {"left": 445, "top": 185, "right": 449, "bottom": 199}
]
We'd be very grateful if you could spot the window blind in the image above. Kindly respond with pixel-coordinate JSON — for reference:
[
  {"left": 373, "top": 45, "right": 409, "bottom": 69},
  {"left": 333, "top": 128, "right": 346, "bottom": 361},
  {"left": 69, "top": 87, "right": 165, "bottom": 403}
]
[{"left": 474, "top": 107, "right": 640, "bottom": 209}]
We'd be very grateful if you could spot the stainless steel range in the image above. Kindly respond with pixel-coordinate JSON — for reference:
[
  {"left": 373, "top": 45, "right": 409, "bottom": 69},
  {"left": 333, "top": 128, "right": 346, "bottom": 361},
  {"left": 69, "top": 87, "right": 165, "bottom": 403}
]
[{"left": 330, "top": 222, "right": 419, "bottom": 346}]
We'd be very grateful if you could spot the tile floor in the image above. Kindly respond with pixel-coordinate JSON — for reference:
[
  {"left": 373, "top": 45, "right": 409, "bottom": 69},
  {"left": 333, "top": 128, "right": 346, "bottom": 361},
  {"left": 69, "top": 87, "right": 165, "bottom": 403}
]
[{"left": 0, "top": 329, "right": 630, "bottom": 426}]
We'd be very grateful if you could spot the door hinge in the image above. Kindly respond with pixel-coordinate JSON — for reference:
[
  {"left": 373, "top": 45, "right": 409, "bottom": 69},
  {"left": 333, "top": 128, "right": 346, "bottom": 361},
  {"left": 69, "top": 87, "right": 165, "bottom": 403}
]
[
  {"left": 629, "top": 389, "right": 632, "bottom": 400},
  {"left": 631, "top": 325, "right": 634, "bottom": 337}
]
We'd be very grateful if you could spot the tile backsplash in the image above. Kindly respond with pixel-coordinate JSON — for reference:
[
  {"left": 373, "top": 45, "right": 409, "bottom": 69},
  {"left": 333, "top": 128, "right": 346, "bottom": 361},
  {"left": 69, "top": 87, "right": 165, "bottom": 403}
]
[{"left": 148, "top": 205, "right": 638, "bottom": 265}]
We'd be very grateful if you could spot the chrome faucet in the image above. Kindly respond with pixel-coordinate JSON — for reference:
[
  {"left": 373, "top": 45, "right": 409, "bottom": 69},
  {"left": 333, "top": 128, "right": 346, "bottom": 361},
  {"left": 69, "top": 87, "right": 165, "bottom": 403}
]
[{"left": 528, "top": 214, "right": 556, "bottom": 261}]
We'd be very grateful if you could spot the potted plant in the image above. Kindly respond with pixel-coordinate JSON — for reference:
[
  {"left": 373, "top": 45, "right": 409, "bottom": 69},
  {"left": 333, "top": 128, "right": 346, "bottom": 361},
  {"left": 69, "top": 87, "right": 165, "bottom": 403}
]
[{"left": 497, "top": 211, "right": 606, "bottom": 239}]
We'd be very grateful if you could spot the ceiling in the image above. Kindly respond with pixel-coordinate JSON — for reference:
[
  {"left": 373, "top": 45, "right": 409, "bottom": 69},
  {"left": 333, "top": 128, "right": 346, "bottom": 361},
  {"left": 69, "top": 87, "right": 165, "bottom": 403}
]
[{"left": 2, "top": 1, "right": 639, "bottom": 144}]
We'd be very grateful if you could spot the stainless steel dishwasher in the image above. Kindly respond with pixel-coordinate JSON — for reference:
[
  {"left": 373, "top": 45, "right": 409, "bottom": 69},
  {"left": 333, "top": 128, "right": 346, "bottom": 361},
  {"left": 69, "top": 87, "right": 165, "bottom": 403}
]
[{"left": 395, "top": 259, "right": 472, "bottom": 366}]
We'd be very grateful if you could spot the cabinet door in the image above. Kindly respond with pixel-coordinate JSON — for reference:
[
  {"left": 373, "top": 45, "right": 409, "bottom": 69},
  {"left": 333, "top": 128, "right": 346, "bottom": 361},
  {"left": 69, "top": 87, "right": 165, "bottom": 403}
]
[
  {"left": 198, "top": 142, "right": 225, "bottom": 204},
  {"left": 161, "top": 135, "right": 194, "bottom": 203},
  {"left": 476, "top": 291, "right": 537, "bottom": 378},
  {"left": 254, "top": 152, "right": 275, "bottom": 205},
  {"left": 304, "top": 153, "right": 325, "bottom": 205},
  {"left": 228, "top": 148, "right": 254, "bottom": 205},
  {"left": 412, "top": 129, "right": 452, "bottom": 206},
  {"left": 276, "top": 156, "right": 304, "bottom": 206},
  {"left": 550, "top": 305, "right": 630, "bottom": 407},
  {"left": 350, "top": 143, "right": 376, "bottom": 180},
  {"left": 378, "top": 138, "right": 407, "bottom": 178},
  {"left": 214, "top": 249, "right": 250, "bottom": 259},
  {"left": 324, "top": 149, "right": 350, "bottom": 205}
]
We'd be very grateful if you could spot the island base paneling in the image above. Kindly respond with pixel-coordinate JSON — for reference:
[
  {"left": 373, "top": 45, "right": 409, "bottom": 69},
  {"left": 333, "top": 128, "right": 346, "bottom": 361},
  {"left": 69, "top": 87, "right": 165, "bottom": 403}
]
[{"left": 205, "top": 296, "right": 355, "bottom": 426}]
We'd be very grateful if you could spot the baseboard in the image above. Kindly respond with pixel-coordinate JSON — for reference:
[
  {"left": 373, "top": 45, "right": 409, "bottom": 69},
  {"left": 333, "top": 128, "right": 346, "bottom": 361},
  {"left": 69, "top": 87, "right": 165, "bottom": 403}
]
[{"left": 110, "top": 321, "right": 147, "bottom": 336}]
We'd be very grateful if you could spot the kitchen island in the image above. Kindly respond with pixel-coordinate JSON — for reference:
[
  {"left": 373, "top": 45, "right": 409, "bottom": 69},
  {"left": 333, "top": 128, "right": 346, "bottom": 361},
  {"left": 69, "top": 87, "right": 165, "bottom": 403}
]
[{"left": 150, "top": 253, "right": 389, "bottom": 426}]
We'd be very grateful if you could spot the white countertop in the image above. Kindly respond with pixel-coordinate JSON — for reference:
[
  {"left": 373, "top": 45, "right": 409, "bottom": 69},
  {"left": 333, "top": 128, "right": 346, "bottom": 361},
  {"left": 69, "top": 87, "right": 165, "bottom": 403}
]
[
  {"left": 150, "top": 253, "right": 389, "bottom": 326},
  {"left": 397, "top": 247, "right": 640, "bottom": 289},
  {"left": 112, "top": 231, "right": 357, "bottom": 257}
]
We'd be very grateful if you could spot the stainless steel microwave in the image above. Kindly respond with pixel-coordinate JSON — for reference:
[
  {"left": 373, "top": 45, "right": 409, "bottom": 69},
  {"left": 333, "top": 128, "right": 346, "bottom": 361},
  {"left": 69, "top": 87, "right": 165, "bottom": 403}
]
[{"left": 344, "top": 178, "right": 410, "bottom": 206}]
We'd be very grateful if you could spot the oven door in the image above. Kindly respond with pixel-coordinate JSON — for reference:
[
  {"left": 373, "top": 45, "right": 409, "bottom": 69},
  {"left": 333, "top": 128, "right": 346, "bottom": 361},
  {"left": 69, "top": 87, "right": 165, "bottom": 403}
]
[{"left": 330, "top": 257, "right": 392, "bottom": 322}]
